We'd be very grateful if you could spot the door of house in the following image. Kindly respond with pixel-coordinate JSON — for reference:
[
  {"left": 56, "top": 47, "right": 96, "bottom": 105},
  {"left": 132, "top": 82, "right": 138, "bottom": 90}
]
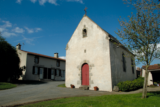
[
  {"left": 82, "top": 63, "right": 89, "bottom": 85},
  {"left": 40, "top": 68, "right": 43, "bottom": 79}
]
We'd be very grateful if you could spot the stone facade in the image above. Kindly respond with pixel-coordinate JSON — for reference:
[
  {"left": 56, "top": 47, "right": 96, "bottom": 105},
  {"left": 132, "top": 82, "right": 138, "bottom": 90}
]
[{"left": 65, "top": 15, "right": 136, "bottom": 91}]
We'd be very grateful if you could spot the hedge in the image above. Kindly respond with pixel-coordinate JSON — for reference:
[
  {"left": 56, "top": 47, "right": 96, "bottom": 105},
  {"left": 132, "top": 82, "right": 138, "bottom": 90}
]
[{"left": 117, "top": 77, "right": 144, "bottom": 92}]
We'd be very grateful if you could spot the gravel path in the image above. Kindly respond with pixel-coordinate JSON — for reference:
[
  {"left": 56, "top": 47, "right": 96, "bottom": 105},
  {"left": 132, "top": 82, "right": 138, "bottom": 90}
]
[{"left": 0, "top": 81, "right": 160, "bottom": 107}]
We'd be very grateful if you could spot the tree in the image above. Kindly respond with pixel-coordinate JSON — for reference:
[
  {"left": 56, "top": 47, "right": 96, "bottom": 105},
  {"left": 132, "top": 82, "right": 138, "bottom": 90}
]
[
  {"left": 0, "top": 33, "right": 22, "bottom": 82},
  {"left": 116, "top": 0, "right": 160, "bottom": 98}
]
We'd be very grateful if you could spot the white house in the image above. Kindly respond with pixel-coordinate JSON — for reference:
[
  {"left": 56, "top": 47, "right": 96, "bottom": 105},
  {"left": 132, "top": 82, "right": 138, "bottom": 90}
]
[
  {"left": 142, "top": 64, "right": 160, "bottom": 85},
  {"left": 65, "top": 15, "right": 136, "bottom": 91},
  {"left": 16, "top": 43, "right": 65, "bottom": 81}
]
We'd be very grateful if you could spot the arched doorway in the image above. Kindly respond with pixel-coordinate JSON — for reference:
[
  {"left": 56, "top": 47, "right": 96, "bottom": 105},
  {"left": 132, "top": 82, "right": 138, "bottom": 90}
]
[{"left": 82, "top": 63, "right": 89, "bottom": 85}]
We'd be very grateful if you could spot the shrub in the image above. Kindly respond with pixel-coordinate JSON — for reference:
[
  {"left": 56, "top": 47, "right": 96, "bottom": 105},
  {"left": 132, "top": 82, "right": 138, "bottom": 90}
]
[{"left": 117, "top": 77, "right": 144, "bottom": 92}]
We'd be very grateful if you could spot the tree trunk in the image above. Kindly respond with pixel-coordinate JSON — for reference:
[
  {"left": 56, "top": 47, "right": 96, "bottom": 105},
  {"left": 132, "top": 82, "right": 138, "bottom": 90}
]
[{"left": 142, "top": 66, "right": 149, "bottom": 98}]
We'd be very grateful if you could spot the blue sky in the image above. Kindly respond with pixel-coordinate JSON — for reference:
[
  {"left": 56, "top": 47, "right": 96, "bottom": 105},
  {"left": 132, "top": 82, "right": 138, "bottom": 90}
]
[{"left": 0, "top": 0, "right": 159, "bottom": 68}]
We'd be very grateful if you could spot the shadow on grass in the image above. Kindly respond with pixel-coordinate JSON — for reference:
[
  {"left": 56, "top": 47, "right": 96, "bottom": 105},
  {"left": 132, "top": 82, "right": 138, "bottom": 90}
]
[
  {"left": 10, "top": 80, "right": 48, "bottom": 85},
  {"left": 147, "top": 91, "right": 160, "bottom": 98}
]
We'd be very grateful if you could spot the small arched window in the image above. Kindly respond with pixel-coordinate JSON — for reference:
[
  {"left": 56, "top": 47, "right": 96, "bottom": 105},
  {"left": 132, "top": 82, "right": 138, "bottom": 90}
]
[
  {"left": 83, "top": 29, "right": 87, "bottom": 37},
  {"left": 122, "top": 53, "right": 126, "bottom": 72}
]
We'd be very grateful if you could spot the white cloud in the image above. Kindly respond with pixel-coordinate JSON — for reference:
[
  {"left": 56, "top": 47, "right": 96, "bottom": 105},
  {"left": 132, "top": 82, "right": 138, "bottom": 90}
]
[
  {"left": 24, "top": 27, "right": 34, "bottom": 33},
  {"left": 15, "top": 35, "right": 43, "bottom": 45},
  {"left": 16, "top": 0, "right": 22, "bottom": 4},
  {"left": 0, "top": 28, "right": 5, "bottom": 32},
  {"left": 48, "top": 0, "right": 58, "bottom": 5},
  {"left": 59, "top": 56, "right": 66, "bottom": 59},
  {"left": 67, "top": 0, "right": 83, "bottom": 3},
  {"left": 35, "top": 28, "right": 42, "bottom": 32},
  {"left": 0, "top": 20, "right": 15, "bottom": 37},
  {"left": 38, "top": 0, "right": 58, "bottom": 5},
  {"left": 2, "top": 21, "right": 12, "bottom": 28},
  {"left": 2, "top": 32, "right": 16, "bottom": 37},
  {"left": 30, "top": 0, "right": 37, "bottom": 3},
  {"left": 39, "top": 0, "right": 47, "bottom": 5},
  {"left": 16, "top": 0, "right": 83, "bottom": 5},
  {"left": 12, "top": 27, "right": 25, "bottom": 33}
]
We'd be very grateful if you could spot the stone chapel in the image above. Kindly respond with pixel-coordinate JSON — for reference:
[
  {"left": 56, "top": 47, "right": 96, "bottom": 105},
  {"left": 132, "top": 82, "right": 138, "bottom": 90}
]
[{"left": 65, "top": 15, "right": 136, "bottom": 91}]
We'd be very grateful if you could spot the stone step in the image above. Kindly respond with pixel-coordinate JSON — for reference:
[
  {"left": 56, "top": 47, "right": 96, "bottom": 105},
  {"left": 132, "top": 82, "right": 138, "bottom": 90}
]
[{"left": 79, "top": 85, "right": 89, "bottom": 90}]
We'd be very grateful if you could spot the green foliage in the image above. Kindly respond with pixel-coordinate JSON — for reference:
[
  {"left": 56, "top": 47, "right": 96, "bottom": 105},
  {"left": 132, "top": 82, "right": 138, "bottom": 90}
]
[
  {"left": 117, "top": 77, "right": 144, "bottom": 91},
  {"left": 116, "top": 0, "right": 160, "bottom": 66},
  {"left": 0, "top": 35, "right": 22, "bottom": 82},
  {"left": 0, "top": 82, "right": 16, "bottom": 90},
  {"left": 58, "top": 84, "right": 66, "bottom": 87}
]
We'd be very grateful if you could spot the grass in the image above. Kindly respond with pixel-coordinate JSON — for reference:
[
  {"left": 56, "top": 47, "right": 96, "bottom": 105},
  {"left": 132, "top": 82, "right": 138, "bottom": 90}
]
[
  {"left": 57, "top": 84, "right": 66, "bottom": 88},
  {"left": 20, "top": 92, "right": 160, "bottom": 107},
  {"left": 0, "top": 82, "right": 16, "bottom": 90}
]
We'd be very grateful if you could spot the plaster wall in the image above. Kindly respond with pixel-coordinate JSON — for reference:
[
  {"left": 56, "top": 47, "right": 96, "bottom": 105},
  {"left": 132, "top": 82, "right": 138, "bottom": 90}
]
[
  {"left": 142, "top": 69, "right": 153, "bottom": 85},
  {"left": 65, "top": 16, "right": 112, "bottom": 91},
  {"left": 110, "top": 41, "right": 136, "bottom": 88},
  {"left": 25, "top": 54, "right": 65, "bottom": 80},
  {"left": 17, "top": 49, "right": 27, "bottom": 80}
]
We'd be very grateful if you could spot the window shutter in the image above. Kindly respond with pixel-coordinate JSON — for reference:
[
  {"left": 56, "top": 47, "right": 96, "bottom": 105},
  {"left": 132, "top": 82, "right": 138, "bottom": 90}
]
[
  {"left": 38, "top": 67, "right": 40, "bottom": 75},
  {"left": 33, "top": 66, "right": 35, "bottom": 74},
  {"left": 59, "top": 70, "right": 61, "bottom": 76}
]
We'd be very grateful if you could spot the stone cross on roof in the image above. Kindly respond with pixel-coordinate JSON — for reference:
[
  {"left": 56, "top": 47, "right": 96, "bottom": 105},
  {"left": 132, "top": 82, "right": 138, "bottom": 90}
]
[{"left": 84, "top": 7, "right": 87, "bottom": 15}]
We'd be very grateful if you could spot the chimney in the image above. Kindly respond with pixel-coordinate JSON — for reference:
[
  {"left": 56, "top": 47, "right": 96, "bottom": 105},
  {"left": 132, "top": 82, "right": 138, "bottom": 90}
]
[
  {"left": 54, "top": 53, "right": 58, "bottom": 58},
  {"left": 16, "top": 43, "right": 21, "bottom": 50}
]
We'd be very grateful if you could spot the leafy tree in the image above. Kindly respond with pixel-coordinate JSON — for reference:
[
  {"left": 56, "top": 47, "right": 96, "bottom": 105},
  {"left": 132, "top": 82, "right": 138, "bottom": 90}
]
[
  {"left": 116, "top": 0, "right": 160, "bottom": 98},
  {"left": 0, "top": 33, "right": 22, "bottom": 82}
]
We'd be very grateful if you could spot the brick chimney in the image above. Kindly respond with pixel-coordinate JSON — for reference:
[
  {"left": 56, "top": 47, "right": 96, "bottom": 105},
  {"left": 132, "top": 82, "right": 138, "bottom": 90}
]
[
  {"left": 16, "top": 43, "right": 21, "bottom": 50},
  {"left": 54, "top": 53, "right": 58, "bottom": 58}
]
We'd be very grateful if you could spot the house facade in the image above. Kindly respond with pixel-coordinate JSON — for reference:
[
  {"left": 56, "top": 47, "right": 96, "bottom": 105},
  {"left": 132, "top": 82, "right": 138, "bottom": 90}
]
[
  {"left": 65, "top": 15, "right": 136, "bottom": 91},
  {"left": 142, "top": 64, "right": 160, "bottom": 85},
  {"left": 16, "top": 43, "right": 65, "bottom": 81}
]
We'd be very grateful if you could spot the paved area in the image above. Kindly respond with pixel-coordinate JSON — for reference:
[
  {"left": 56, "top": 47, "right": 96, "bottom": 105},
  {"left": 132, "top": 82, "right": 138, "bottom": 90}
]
[{"left": 0, "top": 81, "right": 160, "bottom": 107}]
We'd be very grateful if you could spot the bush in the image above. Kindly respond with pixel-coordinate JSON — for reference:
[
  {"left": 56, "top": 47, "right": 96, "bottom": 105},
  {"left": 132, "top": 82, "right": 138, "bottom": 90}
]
[{"left": 117, "top": 77, "right": 144, "bottom": 92}]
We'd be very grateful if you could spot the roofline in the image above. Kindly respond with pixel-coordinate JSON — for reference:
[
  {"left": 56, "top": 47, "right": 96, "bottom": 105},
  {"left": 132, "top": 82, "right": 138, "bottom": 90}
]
[
  {"left": 84, "top": 15, "right": 135, "bottom": 56},
  {"left": 19, "top": 50, "right": 66, "bottom": 61},
  {"left": 142, "top": 64, "right": 160, "bottom": 70}
]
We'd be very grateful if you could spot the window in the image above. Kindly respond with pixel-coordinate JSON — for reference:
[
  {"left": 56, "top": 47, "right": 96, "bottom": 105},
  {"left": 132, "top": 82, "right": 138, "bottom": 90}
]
[
  {"left": 34, "top": 56, "right": 39, "bottom": 64},
  {"left": 35, "top": 67, "right": 38, "bottom": 74},
  {"left": 83, "top": 29, "right": 87, "bottom": 37},
  {"left": 122, "top": 53, "right": 126, "bottom": 72},
  {"left": 33, "top": 66, "right": 39, "bottom": 75},
  {"left": 51, "top": 69, "right": 54, "bottom": 75},
  {"left": 61, "top": 70, "right": 65, "bottom": 77},
  {"left": 131, "top": 58, "right": 134, "bottom": 74},
  {"left": 56, "top": 60, "right": 60, "bottom": 67}
]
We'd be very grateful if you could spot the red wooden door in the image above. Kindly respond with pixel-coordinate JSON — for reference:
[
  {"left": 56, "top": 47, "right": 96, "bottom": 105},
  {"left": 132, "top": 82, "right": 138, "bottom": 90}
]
[{"left": 82, "top": 64, "right": 89, "bottom": 85}]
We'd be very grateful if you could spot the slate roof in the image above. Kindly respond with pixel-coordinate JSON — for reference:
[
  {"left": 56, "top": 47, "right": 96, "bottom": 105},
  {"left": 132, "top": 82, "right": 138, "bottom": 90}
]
[{"left": 20, "top": 50, "right": 65, "bottom": 61}]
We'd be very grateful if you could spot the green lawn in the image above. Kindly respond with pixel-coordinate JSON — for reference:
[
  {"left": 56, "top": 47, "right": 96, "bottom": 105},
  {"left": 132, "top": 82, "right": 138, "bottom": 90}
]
[
  {"left": 20, "top": 92, "right": 160, "bottom": 107},
  {"left": 0, "top": 82, "right": 16, "bottom": 90},
  {"left": 57, "top": 84, "right": 66, "bottom": 88}
]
